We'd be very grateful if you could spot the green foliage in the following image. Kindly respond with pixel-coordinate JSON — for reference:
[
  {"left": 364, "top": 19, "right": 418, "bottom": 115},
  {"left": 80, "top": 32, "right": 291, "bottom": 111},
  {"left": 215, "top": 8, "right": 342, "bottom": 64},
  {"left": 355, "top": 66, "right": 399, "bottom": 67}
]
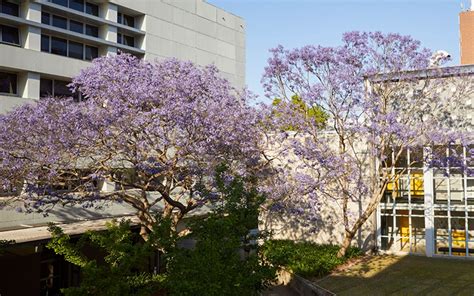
[
  {"left": 273, "top": 95, "right": 329, "bottom": 130},
  {"left": 165, "top": 165, "right": 276, "bottom": 296},
  {"left": 0, "top": 239, "right": 15, "bottom": 254},
  {"left": 263, "top": 240, "right": 361, "bottom": 278},
  {"left": 47, "top": 221, "right": 165, "bottom": 296}
]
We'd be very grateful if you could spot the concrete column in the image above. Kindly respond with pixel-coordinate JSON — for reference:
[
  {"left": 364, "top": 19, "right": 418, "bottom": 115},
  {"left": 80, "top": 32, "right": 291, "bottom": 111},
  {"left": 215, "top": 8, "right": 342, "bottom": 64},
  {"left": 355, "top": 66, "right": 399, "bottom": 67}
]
[
  {"left": 423, "top": 147, "right": 435, "bottom": 257},
  {"left": 20, "top": 2, "right": 41, "bottom": 51},
  {"left": 99, "top": 2, "right": 118, "bottom": 55},
  {"left": 18, "top": 72, "right": 40, "bottom": 100}
]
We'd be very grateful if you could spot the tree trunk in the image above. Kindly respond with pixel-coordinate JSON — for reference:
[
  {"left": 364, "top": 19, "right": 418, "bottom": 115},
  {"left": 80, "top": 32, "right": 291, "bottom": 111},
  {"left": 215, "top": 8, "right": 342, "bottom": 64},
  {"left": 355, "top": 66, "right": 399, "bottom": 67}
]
[{"left": 337, "top": 230, "right": 355, "bottom": 258}]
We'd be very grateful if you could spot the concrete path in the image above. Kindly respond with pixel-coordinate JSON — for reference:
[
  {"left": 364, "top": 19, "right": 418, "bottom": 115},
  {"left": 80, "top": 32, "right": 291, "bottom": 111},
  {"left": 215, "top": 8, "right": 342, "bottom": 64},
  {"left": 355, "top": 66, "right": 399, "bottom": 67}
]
[{"left": 263, "top": 285, "right": 299, "bottom": 296}]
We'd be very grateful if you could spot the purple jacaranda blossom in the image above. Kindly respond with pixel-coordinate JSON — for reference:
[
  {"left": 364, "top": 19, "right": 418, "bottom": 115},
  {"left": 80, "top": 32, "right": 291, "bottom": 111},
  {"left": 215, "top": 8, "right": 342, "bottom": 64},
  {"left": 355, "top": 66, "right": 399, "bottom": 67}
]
[
  {"left": 261, "top": 31, "right": 473, "bottom": 257},
  {"left": 0, "top": 54, "right": 264, "bottom": 238}
]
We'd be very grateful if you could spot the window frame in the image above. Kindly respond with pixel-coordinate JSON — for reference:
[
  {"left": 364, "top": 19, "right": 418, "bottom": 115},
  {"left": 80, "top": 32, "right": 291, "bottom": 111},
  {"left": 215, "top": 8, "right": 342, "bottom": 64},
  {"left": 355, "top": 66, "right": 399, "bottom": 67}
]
[
  {"left": 1, "top": 0, "right": 19, "bottom": 17},
  {"left": 0, "top": 24, "right": 20, "bottom": 46},
  {"left": 0, "top": 71, "right": 18, "bottom": 96}
]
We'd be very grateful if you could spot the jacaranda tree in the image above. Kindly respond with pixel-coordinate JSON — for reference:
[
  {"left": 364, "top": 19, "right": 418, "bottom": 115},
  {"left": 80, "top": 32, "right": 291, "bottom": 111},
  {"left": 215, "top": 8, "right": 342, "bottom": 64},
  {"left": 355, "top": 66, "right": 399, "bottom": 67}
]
[
  {"left": 0, "top": 53, "right": 263, "bottom": 240},
  {"left": 261, "top": 31, "right": 473, "bottom": 256}
]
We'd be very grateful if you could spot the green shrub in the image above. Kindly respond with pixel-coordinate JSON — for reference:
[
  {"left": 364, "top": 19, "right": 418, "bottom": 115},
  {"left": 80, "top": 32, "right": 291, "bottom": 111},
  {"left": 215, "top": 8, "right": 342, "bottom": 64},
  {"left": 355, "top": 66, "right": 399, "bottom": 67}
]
[
  {"left": 165, "top": 165, "right": 276, "bottom": 296},
  {"left": 262, "top": 240, "right": 361, "bottom": 278}
]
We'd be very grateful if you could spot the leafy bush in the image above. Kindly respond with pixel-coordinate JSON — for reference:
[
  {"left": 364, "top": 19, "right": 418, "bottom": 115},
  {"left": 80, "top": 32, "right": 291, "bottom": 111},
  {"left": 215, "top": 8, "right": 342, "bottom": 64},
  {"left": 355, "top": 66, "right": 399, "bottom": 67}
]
[
  {"left": 263, "top": 240, "right": 361, "bottom": 278},
  {"left": 165, "top": 165, "right": 276, "bottom": 296},
  {"left": 47, "top": 221, "right": 166, "bottom": 296}
]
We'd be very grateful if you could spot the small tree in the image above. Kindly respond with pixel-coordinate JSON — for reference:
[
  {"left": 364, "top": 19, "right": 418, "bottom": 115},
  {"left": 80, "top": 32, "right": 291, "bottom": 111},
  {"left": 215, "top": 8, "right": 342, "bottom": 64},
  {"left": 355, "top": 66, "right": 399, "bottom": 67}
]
[
  {"left": 261, "top": 31, "right": 473, "bottom": 256},
  {"left": 166, "top": 165, "right": 275, "bottom": 296},
  {"left": 0, "top": 54, "right": 262, "bottom": 240}
]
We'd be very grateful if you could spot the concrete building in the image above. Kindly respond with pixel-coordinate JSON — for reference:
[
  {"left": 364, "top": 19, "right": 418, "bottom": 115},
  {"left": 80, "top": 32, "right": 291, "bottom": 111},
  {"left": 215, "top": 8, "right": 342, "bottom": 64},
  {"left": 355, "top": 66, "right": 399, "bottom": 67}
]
[
  {"left": 0, "top": 0, "right": 246, "bottom": 113},
  {"left": 461, "top": 2, "right": 474, "bottom": 65},
  {"left": 0, "top": 1, "right": 245, "bottom": 295}
]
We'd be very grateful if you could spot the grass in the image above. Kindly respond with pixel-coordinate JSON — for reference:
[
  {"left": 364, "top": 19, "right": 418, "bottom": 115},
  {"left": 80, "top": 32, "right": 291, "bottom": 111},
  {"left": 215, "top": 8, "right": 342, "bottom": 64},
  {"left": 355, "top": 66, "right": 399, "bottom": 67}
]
[{"left": 315, "top": 255, "right": 474, "bottom": 295}]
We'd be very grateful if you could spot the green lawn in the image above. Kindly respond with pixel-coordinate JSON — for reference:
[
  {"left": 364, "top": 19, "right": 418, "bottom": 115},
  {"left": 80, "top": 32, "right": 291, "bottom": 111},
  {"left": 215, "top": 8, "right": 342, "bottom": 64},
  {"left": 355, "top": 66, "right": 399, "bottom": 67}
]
[{"left": 314, "top": 255, "right": 474, "bottom": 295}]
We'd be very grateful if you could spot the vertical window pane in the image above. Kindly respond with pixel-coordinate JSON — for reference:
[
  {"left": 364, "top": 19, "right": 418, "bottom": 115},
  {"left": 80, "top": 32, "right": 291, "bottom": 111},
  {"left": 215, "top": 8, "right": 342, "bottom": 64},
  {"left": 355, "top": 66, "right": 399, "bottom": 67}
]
[
  {"left": 52, "top": 15, "right": 68, "bottom": 29},
  {"left": 85, "top": 2, "right": 99, "bottom": 16},
  {"left": 69, "top": 20, "right": 83, "bottom": 34},
  {"left": 123, "top": 15, "right": 135, "bottom": 28},
  {"left": 54, "top": 80, "right": 71, "bottom": 97},
  {"left": 51, "top": 37, "right": 67, "bottom": 56},
  {"left": 117, "top": 33, "right": 122, "bottom": 44},
  {"left": 1, "top": 25, "right": 19, "bottom": 45},
  {"left": 123, "top": 35, "right": 134, "bottom": 47},
  {"left": 41, "top": 12, "right": 50, "bottom": 25},
  {"left": 1, "top": 0, "right": 19, "bottom": 17},
  {"left": 41, "top": 34, "right": 50, "bottom": 52},
  {"left": 0, "top": 72, "right": 17, "bottom": 95},
  {"left": 68, "top": 41, "right": 83, "bottom": 60},
  {"left": 69, "top": 0, "right": 84, "bottom": 12},
  {"left": 85, "top": 45, "right": 98, "bottom": 61},
  {"left": 117, "top": 12, "right": 122, "bottom": 24},
  {"left": 85, "top": 24, "right": 98, "bottom": 37},
  {"left": 52, "top": 0, "right": 67, "bottom": 7},
  {"left": 40, "top": 78, "right": 53, "bottom": 98}
]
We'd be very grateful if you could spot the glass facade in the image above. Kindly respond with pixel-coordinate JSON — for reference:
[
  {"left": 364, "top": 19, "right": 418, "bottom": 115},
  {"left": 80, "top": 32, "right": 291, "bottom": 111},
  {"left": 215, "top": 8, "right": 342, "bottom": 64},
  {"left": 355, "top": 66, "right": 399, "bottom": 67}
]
[{"left": 379, "top": 146, "right": 474, "bottom": 257}]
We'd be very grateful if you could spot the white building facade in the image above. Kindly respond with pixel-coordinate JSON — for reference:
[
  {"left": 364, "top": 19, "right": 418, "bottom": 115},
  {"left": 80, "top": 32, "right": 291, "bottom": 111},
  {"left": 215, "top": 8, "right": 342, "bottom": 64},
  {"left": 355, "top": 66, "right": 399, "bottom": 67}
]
[{"left": 0, "top": 0, "right": 246, "bottom": 113}]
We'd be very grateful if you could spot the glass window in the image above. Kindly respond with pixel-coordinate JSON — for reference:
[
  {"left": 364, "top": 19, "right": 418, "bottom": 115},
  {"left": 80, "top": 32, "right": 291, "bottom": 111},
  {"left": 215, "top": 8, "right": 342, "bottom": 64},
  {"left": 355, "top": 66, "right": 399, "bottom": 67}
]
[
  {"left": 54, "top": 80, "right": 71, "bottom": 97},
  {"left": 0, "top": 72, "right": 17, "bottom": 95},
  {"left": 85, "top": 2, "right": 98, "bottom": 16},
  {"left": 68, "top": 40, "right": 83, "bottom": 60},
  {"left": 123, "top": 35, "right": 134, "bottom": 47},
  {"left": 1, "top": 25, "right": 19, "bottom": 45},
  {"left": 85, "top": 45, "right": 98, "bottom": 61},
  {"left": 52, "top": 15, "right": 67, "bottom": 29},
  {"left": 69, "top": 0, "right": 84, "bottom": 12},
  {"left": 85, "top": 24, "right": 98, "bottom": 37},
  {"left": 41, "top": 12, "right": 50, "bottom": 25},
  {"left": 1, "top": 0, "right": 19, "bottom": 17},
  {"left": 117, "top": 12, "right": 122, "bottom": 24},
  {"left": 117, "top": 33, "right": 122, "bottom": 44},
  {"left": 123, "top": 14, "right": 135, "bottom": 28},
  {"left": 69, "top": 20, "right": 83, "bottom": 34},
  {"left": 51, "top": 37, "right": 67, "bottom": 56},
  {"left": 40, "top": 78, "right": 53, "bottom": 98},
  {"left": 52, "top": 0, "right": 67, "bottom": 7},
  {"left": 41, "top": 34, "right": 50, "bottom": 52}
]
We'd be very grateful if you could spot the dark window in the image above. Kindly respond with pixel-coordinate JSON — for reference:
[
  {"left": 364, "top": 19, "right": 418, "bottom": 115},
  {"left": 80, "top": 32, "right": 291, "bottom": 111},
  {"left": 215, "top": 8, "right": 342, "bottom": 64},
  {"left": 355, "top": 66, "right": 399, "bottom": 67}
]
[
  {"left": 1, "top": 0, "right": 19, "bottom": 17},
  {"left": 123, "top": 14, "right": 135, "bottom": 27},
  {"left": 41, "top": 34, "right": 50, "bottom": 52},
  {"left": 68, "top": 41, "right": 83, "bottom": 59},
  {"left": 41, "top": 12, "right": 50, "bottom": 25},
  {"left": 117, "top": 12, "right": 122, "bottom": 24},
  {"left": 123, "top": 35, "right": 134, "bottom": 47},
  {"left": 85, "top": 24, "right": 98, "bottom": 37},
  {"left": 51, "top": 36, "right": 67, "bottom": 56},
  {"left": 85, "top": 45, "right": 98, "bottom": 61},
  {"left": 54, "top": 80, "right": 71, "bottom": 97},
  {"left": 69, "top": 20, "right": 83, "bottom": 34},
  {"left": 52, "top": 0, "right": 67, "bottom": 7},
  {"left": 0, "top": 72, "right": 17, "bottom": 95},
  {"left": 1, "top": 25, "right": 19, "bottom": 45},
  {"left": 52, "top": 15, "right": 67, "bottom": 29},
  {"left": 69, "top": 0, "right": 84, "bottom": 12},
  {"left": 85, "top": 2, "right": 98, "bottom": 16},
  {"left": 40, "top": 78, "right": 53, "bottom": 97},
  {"left": 117, "top": 33, "right": 122, "bottom": 44}
]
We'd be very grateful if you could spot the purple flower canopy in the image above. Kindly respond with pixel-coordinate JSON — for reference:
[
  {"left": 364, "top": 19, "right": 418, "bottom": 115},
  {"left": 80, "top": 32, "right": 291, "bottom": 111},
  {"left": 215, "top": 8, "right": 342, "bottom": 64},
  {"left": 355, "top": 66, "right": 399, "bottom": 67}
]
[
  {"left": 0, "top": 53, "right": 263, "bottom": 233},
  {"left": 260, "top": 31, "right": 473, "bottom": 256}
]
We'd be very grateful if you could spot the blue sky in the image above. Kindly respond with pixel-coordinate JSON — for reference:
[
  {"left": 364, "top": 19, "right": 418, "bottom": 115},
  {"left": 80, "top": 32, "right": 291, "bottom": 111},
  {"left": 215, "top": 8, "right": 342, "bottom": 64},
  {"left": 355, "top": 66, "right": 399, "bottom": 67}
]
[{"left": 208, "top": 0, "right": 469, "bottom": 100}]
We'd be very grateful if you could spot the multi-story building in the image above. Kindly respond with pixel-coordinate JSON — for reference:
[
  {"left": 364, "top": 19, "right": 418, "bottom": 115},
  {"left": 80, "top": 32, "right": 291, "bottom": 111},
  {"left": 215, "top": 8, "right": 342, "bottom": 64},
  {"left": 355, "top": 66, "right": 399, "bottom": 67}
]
[
  {"left": 0, "top": 0, "right": 246, "bottom": 113},
  {"left": 0, "top": 1, "right": 245, "bottom": 295}
]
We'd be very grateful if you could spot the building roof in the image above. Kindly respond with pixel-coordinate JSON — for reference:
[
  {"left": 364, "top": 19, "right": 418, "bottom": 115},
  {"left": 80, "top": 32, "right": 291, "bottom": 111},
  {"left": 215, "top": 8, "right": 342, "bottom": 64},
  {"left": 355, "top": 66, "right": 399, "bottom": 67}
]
[{"left": 366, "top": 64, "right": 474, "bottom": 83}]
